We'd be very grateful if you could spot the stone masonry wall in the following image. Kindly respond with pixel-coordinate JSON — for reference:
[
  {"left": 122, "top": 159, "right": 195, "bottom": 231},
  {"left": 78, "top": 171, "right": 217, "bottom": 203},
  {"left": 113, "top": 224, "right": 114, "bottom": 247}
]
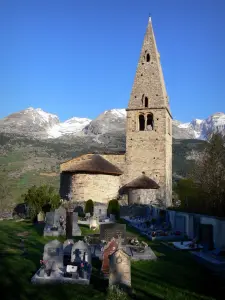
[
  {"left": 125, "top": 19, "right": 172, "bottom": 207},
  {"left": 71, "top": 173, "right": 121, "bottom": 204}
]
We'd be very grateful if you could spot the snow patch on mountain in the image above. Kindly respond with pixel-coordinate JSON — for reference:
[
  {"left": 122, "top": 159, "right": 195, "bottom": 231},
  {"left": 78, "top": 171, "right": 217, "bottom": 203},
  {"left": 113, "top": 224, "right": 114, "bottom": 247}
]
[{"left": 48, "top": 117, "right": 91, "bottom": 138}]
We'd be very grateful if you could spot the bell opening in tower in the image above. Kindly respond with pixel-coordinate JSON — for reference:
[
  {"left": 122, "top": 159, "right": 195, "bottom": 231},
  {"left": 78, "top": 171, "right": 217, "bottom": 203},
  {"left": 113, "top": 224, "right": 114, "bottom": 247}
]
[
  {"left": 147, "top": 113, "right": 154, "bottom": 130},
  {"left": 139, "top": 115, "right": 145, "bottom": 131}
]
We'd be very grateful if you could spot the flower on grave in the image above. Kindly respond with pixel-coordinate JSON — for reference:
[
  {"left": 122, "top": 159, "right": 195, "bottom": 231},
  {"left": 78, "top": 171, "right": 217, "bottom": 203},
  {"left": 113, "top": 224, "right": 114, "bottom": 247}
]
[{"left": 40, "top": 260, "right": 48, "bottom": 268}]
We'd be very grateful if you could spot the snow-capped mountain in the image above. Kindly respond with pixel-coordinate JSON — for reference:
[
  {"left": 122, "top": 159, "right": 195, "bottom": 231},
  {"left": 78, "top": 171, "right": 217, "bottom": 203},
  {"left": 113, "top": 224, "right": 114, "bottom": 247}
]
[
  {"left": 0, "top": 107, "right": 224, "bottom": 141},
  {"left": 173, "top": 113, "right": 225, "bottom": 140},
  {"left": 83, "top": 109, "right": 126, "bottom": 135}
]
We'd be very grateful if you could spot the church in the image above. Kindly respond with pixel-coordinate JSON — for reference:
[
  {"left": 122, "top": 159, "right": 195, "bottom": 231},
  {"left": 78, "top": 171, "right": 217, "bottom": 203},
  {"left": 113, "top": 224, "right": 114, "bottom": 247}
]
[{"left": 59, "top": 18, "right": 172, "bottom": 208}]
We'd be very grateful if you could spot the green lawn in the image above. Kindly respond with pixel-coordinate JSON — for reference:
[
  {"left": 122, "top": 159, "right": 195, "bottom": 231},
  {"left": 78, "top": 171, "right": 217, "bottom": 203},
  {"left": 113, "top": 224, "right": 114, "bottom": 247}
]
[{"left": 0, "top": 220, "right": 223, "bottom": 300}]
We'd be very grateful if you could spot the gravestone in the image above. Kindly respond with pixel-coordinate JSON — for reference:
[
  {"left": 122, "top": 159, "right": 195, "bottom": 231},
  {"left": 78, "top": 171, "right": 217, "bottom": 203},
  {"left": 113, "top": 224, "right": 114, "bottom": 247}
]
[
  {"left": 109, "top": 249, "right": 131, "bottom": 287},
  {"left": 54, "top": 206, "right": 66, "bottom": 235},
  {"left": 89, "top": 216, "right": 99, "bottom": 230},
  {"left": 45, "top": 212, "right": 54, "bottom": 226},
  {"left": 72, "top": 212, "right": 81, "bottom": 236},
  {"left": 174, "top": 215, "right": 186, "bottom": 233},
  {"left": 63, "top": 239, "right": 74, "bottom": 256},
  {"left": 37, "top": 211, "right": 45, "bottom": 223},
  {"left": 71, "top": 240, "right": 91, "bottom": 264},
  {"left": 199, "top": 224, "right": 214, "bottom": 250},
  {"left": 100, "top": 223, "right": 126, "bottom": 243},
  {"left": 54, "top": 206, "right": 67, "bottom": 226},
  {"left": 101, "top": 238, "right": 118, "bottom": 277},
  {"left": 43, "top": 240, "right": 63, "bottom": 268}
]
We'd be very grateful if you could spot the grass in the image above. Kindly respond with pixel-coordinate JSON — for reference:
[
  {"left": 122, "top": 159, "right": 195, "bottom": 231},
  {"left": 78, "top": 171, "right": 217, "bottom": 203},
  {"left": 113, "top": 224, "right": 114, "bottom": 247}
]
[{"left": 0, "top": 220, "right": 224, "bottom": 300}]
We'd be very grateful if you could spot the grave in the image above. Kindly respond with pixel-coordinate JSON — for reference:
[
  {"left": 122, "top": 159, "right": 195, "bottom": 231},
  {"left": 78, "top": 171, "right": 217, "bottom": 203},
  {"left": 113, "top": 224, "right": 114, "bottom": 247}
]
[
  {"left": 54, "top": 206, "right": 67, "bottom": 232},
  {"left": 89, "top": 216, "right": 100, "bottom": 230},
  {"left": 109, "top": 249, "right": 131, "bottom": 287},
  {"left": 31, "top": 239, "right": 92, "bottom": 285},
  {"left": 100, "top": 223, "right": 126, "bottom": 243},
  {"left": 63, "top": 239, "right": 74, "bottom": 255},
  {"left": 72, "top": 212, "right": 81, "bottom": 236},
  {"left": 101, "top": 238, "right": 119, "bottom": 277},
  {"left": 71, "top": 240, "right": 91, "bottom": 265},
  {"left": 44, "top": 208, "right": 81, "bottom": 237}
]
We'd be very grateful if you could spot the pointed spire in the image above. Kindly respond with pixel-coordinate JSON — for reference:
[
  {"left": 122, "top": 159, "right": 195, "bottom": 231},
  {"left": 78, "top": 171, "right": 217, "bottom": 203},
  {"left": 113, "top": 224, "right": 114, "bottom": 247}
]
[{"left": 127, "top": 17, "right": 170, "bottom": 111}]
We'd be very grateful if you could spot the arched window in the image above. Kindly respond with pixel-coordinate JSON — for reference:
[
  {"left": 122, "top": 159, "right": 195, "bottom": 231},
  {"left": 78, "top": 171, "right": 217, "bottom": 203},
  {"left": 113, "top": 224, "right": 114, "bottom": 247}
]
[
  {"left": 147, "top": 113, "right": 154, "bottom": 131},
  {"left": 146, "top": 53, "right": 150, "bottom": 62},
  {"left": 145, "top": 97, "right": 148, "bottom": 108},
  {"left": 139, "top": 115, "right": 145, "bottom": 131}
]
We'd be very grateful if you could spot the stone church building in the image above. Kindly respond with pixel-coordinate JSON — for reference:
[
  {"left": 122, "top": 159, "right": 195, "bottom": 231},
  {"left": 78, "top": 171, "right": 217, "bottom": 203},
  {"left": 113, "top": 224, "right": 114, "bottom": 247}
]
[{"left": 60, "top": 18, "right": 172, "bottom": 208}]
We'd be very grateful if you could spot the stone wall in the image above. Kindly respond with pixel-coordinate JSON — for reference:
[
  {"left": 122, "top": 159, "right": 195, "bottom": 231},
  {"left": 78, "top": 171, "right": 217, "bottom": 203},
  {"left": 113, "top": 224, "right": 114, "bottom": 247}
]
[{"left": 71, "top": 173, "right": 121, "bottom": 204}]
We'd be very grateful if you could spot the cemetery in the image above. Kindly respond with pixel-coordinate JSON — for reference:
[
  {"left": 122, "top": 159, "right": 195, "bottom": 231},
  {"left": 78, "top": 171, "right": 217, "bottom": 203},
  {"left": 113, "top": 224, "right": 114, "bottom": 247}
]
[{"left": 0, "top": 208, "right": 225, "bottom": 300}]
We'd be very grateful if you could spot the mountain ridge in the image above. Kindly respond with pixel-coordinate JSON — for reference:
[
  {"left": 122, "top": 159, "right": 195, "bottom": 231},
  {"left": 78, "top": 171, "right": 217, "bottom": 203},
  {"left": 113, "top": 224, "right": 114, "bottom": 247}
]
[{"left": 0, "top": 107, "right": 224, "bottom": 140}]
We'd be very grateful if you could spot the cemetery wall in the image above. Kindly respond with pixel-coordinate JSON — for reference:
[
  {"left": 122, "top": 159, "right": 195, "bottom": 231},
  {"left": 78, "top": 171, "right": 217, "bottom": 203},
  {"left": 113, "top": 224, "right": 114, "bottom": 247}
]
[
  {"left": 71, "top": 173, "right": 120, "bottom": 203},
  {"left": 168, "top": 209, "right": 225, "bottom": 248},
  {"left": 200, "top": 216, "right": 225, "bottom": 248}
]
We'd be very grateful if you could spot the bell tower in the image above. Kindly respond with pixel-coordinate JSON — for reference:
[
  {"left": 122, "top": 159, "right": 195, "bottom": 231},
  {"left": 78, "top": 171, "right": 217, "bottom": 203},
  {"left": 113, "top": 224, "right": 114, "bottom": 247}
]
[{"left": 125, "top": 17, "right": 172, "bottom": 207}]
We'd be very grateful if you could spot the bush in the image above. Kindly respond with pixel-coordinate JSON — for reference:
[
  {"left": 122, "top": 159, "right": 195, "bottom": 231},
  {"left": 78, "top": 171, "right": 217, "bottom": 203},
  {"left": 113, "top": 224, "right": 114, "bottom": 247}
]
[
  {"left": 107, "top": 199, "right": 120, "bottom": 220},
  {"left": 22, "top": 185, "right": 60, "bottom": 220},
  {"left": 84, "top": 199, "right": 94, "bottom": 216}
]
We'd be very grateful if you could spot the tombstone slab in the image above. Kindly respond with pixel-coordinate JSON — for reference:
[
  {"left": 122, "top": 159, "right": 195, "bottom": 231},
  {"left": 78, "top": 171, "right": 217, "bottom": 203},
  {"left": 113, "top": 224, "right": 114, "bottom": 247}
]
[
  {"left": 100, "top": 223, "right": 126, "bottom": 243},
  {"left": 109, "top": 249, "right": 131, "bottom": 287},
  {"left": 72, "top": 212, "right": 81, "bottom": 236},
  {"left": 101, "top": 238, "right": 118, "bottom": 277},
  {"left": 71, "top": 240, "right": 91, "bottom": 264},
  {"left": 43, "top": 240, "right": 64, "bottom": 268}
]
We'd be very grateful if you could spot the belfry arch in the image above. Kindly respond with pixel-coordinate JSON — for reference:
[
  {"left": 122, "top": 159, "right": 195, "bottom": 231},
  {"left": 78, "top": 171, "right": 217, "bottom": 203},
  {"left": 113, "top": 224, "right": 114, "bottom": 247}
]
[
  {"left": 139, "top": 114, "right": 145, "bottom": 131},
  {"left": 147, "top": 113, "right": 154, "bottom": 130}
]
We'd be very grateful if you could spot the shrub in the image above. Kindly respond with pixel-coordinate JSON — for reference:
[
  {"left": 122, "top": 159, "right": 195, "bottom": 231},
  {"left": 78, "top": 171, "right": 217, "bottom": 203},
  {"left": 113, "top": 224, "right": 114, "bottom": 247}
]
[
  {"left": 107, "top": 199, "right": 120, "bottom": 220},
  {"left": 84, "top": 199, "right": 94, "bottom": 216},
  {"left": 23, "top": 185, "right": 60, "bottom": 220}
]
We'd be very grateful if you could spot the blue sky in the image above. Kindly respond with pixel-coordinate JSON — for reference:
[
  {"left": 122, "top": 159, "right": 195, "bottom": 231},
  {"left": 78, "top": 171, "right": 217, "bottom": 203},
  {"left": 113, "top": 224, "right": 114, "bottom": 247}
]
[{"left": 1, "top": 0, "right": 225, "bottom": 122}]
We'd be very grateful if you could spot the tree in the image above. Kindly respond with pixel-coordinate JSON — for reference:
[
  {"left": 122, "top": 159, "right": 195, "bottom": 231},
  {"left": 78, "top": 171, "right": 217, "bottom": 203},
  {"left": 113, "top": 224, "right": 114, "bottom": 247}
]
[
  {"left": 173, "top": 178, "right": 204, "bottom": 213},
  {"left": 23, "top": 185, "right": 60, "bottom": 220},
  {"left": 189, "top": 132, "right": 225, "bottom": 216},
  {"left": 84, "top": 199, "right": 94, "bottom": 216},
  {"left": 107, "top": 199, "right": 120, "bottom": 220}
]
